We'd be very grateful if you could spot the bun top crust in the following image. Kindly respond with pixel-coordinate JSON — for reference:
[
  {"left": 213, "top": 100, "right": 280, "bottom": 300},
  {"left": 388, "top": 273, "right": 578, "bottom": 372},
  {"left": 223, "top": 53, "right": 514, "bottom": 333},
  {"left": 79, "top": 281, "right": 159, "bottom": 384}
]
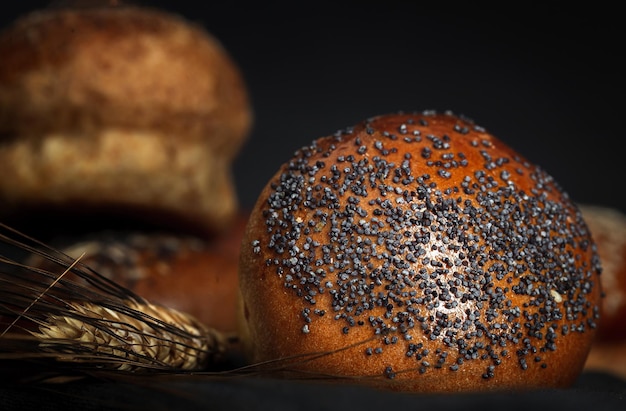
[
  {"left": 238, "top": 111, "right": 602, "bottom": 392},
  {"left": 0, "top": 5, "right": 251, "bottom": 156}
]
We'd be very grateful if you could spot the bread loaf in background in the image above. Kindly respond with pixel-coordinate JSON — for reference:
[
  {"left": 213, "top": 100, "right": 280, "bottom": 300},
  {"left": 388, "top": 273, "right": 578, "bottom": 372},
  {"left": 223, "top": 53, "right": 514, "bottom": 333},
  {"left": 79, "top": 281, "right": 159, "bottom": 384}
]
[
  {"left": 0, "top": 4, "right": 252, "bottom": 235},
  {"left": 581, "top": 205, "right": 626, "bottom": 379}
]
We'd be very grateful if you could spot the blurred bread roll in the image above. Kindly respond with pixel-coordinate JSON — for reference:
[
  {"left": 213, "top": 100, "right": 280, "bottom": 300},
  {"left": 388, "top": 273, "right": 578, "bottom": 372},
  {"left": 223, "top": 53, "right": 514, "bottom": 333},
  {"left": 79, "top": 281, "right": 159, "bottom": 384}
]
[
  {"left": 26, "top": 211, "right": 249, "bottom": 334},
  {"left": 580, "top": 204, "right": 626, "bottom": 379},
  {"left": 578, "top": 205, "right": 626, "bottom": 341},
  {"left": 0, "top": 4, "right": 252, "bottom": 234}
]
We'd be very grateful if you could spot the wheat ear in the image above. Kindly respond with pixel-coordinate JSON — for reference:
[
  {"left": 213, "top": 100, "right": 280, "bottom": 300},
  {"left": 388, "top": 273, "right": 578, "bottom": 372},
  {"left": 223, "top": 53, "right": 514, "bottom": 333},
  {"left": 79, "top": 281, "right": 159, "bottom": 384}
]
[{"left": 32, "top": 300, "right": 227, "bottom": 372}]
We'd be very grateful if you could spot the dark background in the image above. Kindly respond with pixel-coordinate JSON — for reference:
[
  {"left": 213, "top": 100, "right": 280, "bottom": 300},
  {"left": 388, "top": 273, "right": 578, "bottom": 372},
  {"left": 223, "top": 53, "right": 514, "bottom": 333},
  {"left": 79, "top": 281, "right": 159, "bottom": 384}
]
[
  {"left": 1, "top": 2, "right": 625, "bottom": 410},
  {"left": 2, "top": 1, "right": 624, "bottom": 215}
]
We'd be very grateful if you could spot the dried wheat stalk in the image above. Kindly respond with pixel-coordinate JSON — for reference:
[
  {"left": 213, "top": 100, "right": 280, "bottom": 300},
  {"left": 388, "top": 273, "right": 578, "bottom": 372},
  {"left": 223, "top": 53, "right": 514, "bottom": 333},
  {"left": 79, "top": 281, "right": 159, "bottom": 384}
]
[
  {"left": 32, "top": 300, "right": 227, "bottom": 371},
  {"left": 0, "top": 222, "right": 229, "bottom": 374}
]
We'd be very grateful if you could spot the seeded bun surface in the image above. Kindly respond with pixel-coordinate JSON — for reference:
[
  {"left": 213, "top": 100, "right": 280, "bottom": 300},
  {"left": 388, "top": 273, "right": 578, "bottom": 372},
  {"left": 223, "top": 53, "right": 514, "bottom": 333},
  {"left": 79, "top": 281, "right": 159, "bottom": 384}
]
[
  {"left": 238, "top": 111, "right": 602, "bottom": 392},
  {"left": 0, "top": 5, "right": 252, "bottom": 233}
]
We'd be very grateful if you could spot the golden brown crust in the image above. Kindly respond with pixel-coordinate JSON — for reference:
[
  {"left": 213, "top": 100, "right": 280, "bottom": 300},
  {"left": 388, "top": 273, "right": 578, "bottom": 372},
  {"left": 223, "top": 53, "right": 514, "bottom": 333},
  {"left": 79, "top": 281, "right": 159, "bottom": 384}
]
[
  {"left": 0, "top": 5, "right": 252, "bottom": 233},
  {"left": 0, "top": 5, "right": 251, "bottom": 152},
  {"left": 238, "top": 111, "right": 602, "bottom": 392}
]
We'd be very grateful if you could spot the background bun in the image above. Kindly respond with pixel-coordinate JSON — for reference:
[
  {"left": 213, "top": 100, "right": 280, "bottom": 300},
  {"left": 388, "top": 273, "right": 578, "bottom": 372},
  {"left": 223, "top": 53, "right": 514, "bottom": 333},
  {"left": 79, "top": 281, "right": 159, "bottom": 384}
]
[
  {"left": 238, "top": 111, "right": 603, "bottom": 392},
  {"left": 581, "top": 205, "right": 626, "bottom": 379},
  {"left": 578, "top": 205, "right": 626, "bottom": 342},
  {"left": 0, "top": 4, "right": 252, "bottom": 234},
  {"left": 26, "top": 211, "right": 249, "bottom": 335}
]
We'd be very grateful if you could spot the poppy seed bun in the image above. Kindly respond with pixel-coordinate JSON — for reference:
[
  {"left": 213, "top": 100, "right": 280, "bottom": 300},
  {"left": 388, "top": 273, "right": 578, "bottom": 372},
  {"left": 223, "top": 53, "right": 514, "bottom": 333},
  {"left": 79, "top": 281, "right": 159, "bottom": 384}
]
[
  {"left": 0, "top": 5, "right": 252, "bottom": 233},
  {"left": 238, "top": 111, "right": 602, "bottom": 392}
]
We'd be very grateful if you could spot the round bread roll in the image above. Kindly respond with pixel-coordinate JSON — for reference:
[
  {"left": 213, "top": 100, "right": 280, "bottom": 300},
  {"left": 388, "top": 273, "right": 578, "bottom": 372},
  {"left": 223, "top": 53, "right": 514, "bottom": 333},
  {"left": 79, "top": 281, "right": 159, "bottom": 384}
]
[
  {"left": 0, "top": 4, "right": 252, "bottom": 234},
  {"left": 580, "top": 205, "right": 626, "bottom": 379},
  {"left": 238, "top": 111, "right": 603, "bottom": 392},
  {"left": 578, "top": 205, "right": 626, "bottom": 342},
  {"left": 26, "top": 212, "right": 249, "bottom": 335}
]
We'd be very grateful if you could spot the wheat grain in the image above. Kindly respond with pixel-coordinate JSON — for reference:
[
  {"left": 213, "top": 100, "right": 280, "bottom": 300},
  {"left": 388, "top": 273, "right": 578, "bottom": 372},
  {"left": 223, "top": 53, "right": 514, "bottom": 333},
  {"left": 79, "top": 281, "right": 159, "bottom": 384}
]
[{"left": 32, "top": 300, "right": 227, "bottom": 372}]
